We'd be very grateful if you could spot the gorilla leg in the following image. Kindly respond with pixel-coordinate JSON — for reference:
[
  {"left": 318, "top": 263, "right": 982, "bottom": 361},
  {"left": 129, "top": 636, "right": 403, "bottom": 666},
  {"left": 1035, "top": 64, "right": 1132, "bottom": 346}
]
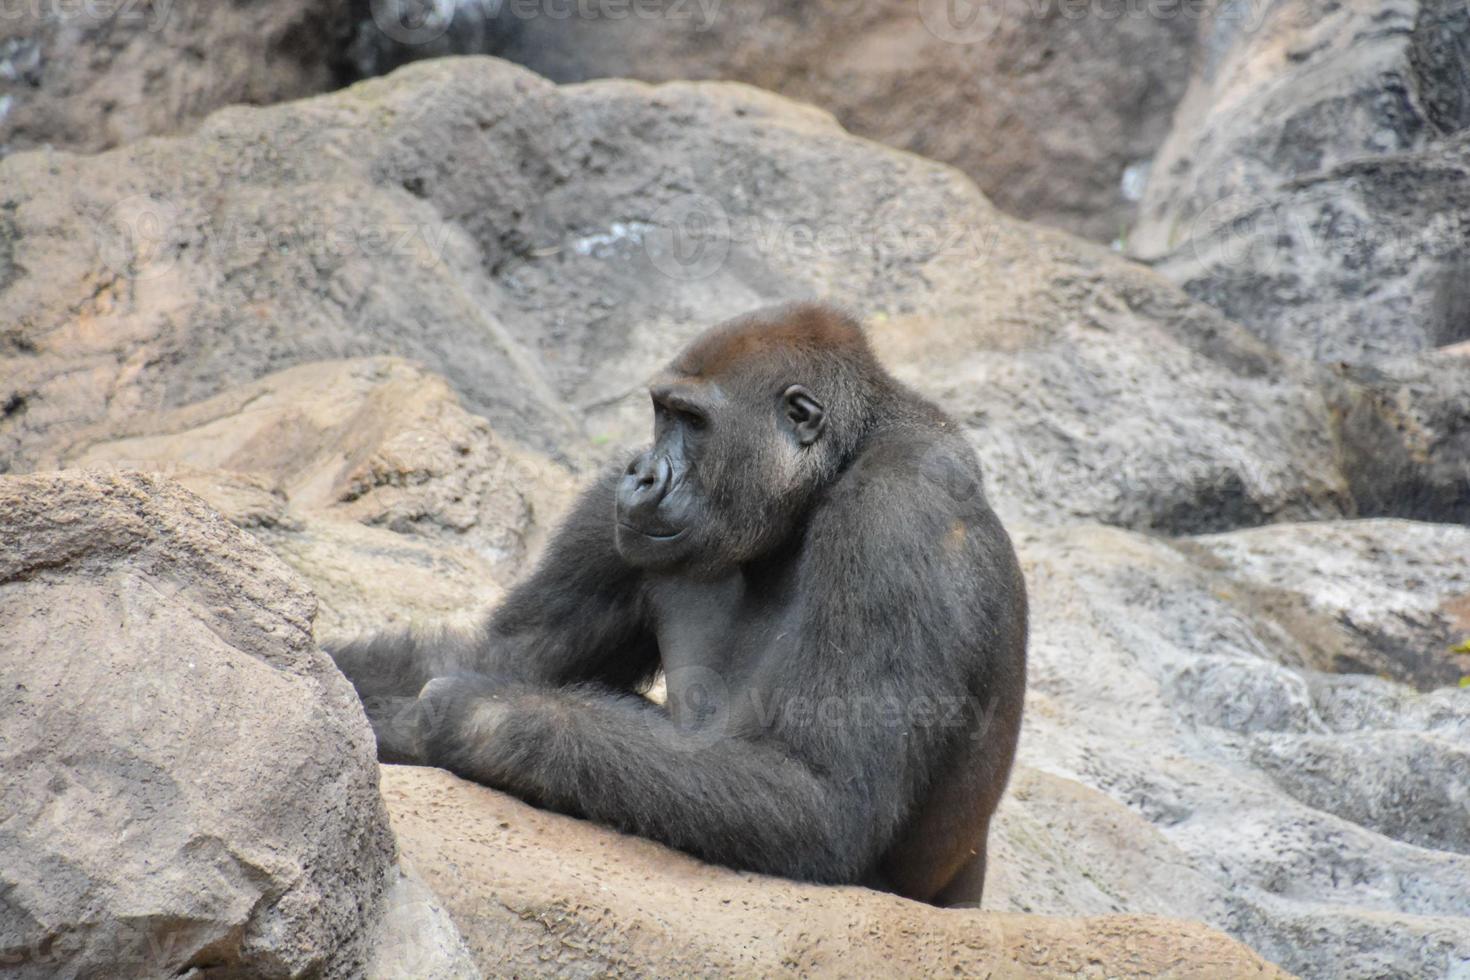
[{"left": 931, "top": 822, "right": 991, "bottom": 907}]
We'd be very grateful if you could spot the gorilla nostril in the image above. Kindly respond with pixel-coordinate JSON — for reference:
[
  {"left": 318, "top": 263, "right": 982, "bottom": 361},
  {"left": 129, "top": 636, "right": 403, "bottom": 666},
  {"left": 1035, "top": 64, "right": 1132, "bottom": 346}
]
[{"left": 619, "top": 454, "right": 675, "bottom": 515}]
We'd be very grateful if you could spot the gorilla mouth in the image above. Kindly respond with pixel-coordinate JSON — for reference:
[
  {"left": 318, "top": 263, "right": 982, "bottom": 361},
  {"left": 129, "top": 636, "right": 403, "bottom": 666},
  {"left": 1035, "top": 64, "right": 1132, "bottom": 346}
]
[{"left": 618, "top": 522, "right": 688, "bottom": 541}]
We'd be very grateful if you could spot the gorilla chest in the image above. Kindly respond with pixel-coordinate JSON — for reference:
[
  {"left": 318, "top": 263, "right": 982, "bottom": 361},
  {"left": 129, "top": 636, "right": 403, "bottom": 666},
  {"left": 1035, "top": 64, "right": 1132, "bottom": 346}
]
[{"left": 647, "top": 571, "right": 802, "bottom": 726}]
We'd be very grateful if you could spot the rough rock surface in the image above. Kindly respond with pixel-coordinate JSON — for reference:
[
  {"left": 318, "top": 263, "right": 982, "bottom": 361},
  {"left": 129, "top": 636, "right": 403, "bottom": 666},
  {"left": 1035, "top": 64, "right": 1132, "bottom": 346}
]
[
  {"left": 0, "top": 56, "right": 1352, "bottom": 535},
  {"left": 29, "top": 354, "right": 574, "bottom": 637},
  {"left": 0, "top": 471, "right": 396, "bottom": 978},
  {"left": 1015, "top": 518, "right": 1470, "bottom": 980},
  {"left": 50, "top": 357, "right": 569, "bottom": 554},
  {"left": 1131, "top": 0, "right": 1470, "bottom": 362},
  {"left": 364, "top": 866, "right": 480, "bottom": 980},
  {"left": 381, "top": 765, "right": 1290, "bottom": 979},
  {"left": 1325, "top": 344, "right": 1470, "bottom": 523},
  {"left": 0, "top": 1, "right": 350, "bottom": 157},
  {"left": 418, "top": 0, "right": 1200, "bottom": 241}
]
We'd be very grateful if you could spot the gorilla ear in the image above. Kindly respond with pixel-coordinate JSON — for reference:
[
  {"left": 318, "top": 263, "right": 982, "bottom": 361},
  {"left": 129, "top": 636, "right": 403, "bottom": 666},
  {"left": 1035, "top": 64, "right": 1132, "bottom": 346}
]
[{"left": 782, "top": 385, "right": 826, "bottom": 447}]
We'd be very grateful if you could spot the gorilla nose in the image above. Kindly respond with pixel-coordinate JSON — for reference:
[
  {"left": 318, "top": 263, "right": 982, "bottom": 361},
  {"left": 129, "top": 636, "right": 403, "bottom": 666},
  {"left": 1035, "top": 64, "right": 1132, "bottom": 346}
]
[{"left": 619, "top": 452, "right": 674, "bottom": 523}]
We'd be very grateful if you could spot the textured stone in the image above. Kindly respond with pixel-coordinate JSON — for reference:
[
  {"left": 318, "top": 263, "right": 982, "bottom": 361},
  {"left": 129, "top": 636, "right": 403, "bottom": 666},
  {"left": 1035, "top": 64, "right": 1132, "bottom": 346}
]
[
  {"left": 382, "top": 765, "right": 1289, "bottom": 979},
  {"left": 0, "top": 470, "right": 395, "bottom": 978},
  {"left": 1132, "top": 0, "right": 1470, "bottom": 362},
  {"left": 0, "top": 57, "right": 1351, "bottom": 535},
  {"left": 1016, "top": 518, "right": 1470, "bottom": 979}
]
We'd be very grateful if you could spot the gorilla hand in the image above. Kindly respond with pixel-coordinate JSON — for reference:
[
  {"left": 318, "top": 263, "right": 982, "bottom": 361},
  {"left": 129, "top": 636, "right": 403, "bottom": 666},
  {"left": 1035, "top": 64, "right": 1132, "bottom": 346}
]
[
  {"left": 359, "top": 693, "right": 425, "bottom": 765},
  {"left": 413, "top": 673, "right": 517, "bottom": 772},
  {"left": 359, "top": 673, "right": 514, "bottom": 767}
]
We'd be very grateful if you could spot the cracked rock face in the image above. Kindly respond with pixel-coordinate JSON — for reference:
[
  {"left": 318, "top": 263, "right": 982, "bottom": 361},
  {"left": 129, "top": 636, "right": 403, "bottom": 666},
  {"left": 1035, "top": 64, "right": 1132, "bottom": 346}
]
[
  {"left": 0, "top": 471, "right": 396, "bottom": 978},
  {"left": 1009, "top": 518, "right": 1470, "bottom": 980},
  {"left": 1131, "top": 0, "right": 1470, "bottom": 364},
  {"left": 40, "top": 356, "right": 576, "bottom": 636}
]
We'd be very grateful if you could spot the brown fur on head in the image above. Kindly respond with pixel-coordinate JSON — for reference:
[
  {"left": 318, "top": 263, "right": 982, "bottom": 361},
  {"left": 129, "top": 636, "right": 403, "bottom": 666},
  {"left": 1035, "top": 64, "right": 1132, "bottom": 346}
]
[{"left": 672, "top": 302, "right": 876, "bottom": 379}]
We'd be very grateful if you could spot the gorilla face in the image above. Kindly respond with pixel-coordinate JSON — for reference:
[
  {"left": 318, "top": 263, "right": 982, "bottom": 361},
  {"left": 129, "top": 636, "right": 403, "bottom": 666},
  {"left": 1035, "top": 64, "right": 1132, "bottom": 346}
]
[{"left": 614, "top": 377, "right": 828, "bottom": 572}]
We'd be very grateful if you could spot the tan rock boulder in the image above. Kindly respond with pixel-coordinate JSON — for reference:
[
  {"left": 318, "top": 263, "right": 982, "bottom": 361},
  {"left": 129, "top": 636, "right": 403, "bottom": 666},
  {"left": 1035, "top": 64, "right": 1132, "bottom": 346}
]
[
  {"left": 0, "top": 470, "right": 396, "bottom": 977},
  {"left": 381, "top": 765, "right": 1291, "bottom": 979}
]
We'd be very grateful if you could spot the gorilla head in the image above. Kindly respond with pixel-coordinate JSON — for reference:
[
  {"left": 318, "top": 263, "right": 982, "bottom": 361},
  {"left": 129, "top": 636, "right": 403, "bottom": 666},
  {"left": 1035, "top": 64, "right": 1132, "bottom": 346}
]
[{"left": 615, "top": 305, "right": 883, "bottom": 571}]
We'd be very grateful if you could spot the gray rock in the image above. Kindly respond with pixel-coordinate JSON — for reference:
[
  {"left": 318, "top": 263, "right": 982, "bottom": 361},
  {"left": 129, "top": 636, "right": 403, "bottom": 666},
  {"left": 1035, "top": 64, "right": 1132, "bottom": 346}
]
[
  {"left": 416, "top": 0, "right": 1199, "bottom": 242},
  {"left": 1015, "top": 518, "right": 1470, "bottom": 979},
  {"left": 1326, "top": 345, "right": 1470, "bottom": 523},
  {"left": 365, "top": 865, "right": 481, "bottom": 980},
  {"left": 0, "top": 470, "right": 396, "bottom": 978},
  {"left": 0, "top": 57, "right": 1350, "bottom": 535},
  {"left": 1245, "top": 731, "right": 1470, "bottom": 854},
  {"left": 1131, "top": 0, "right": 1470, "bottom": 362},
  {"left": 1190, "top": 518, "right": 1470, "bottom": 689},
  {"left": 0, "top": 1, "right": 351, "bottom": 157}
]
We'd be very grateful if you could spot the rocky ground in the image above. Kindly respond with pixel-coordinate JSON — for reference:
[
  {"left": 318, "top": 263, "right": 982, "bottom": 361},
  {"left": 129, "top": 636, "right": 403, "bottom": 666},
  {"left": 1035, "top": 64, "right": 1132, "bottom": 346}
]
[{"left": 2, "top": 4, "right": 1467, "bottom": 979}]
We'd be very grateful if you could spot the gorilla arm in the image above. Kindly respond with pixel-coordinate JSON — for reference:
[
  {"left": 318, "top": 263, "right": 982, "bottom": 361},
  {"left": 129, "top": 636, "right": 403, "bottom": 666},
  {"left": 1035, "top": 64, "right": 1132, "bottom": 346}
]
[
  {"left": 408, "top": 450, "right": 990, "bottom": 886},
  {"left": 326, "top": 470, "right": 661, "bottom": 756}
]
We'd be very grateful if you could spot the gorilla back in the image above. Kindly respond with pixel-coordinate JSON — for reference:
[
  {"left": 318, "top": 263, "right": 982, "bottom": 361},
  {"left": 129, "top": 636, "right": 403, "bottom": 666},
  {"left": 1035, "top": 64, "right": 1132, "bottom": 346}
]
[{"left": 329, "top": 302, "right": 1027, "bottom": 905}]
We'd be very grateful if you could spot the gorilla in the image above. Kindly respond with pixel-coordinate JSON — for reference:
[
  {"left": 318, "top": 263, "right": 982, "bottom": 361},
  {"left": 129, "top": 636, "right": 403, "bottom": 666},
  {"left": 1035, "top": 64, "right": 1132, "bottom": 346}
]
[{"left": 328, "top": 302, "right": 1027, "bottom": 905}]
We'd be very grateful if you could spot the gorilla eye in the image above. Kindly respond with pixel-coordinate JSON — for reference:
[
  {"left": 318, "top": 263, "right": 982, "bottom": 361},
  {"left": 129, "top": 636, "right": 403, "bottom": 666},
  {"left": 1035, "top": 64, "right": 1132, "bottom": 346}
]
[{"left": 652, "top": 394, "right": 706, "bottom": 432}]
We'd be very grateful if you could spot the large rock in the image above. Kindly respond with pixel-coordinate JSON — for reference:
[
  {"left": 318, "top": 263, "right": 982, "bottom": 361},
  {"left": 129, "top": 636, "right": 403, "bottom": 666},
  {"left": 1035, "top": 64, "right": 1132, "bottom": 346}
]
[
  {"left": 388, "top": 0, "right": 1200, "bottom": 242},
  {"left": 50, "top": 357, "right": 570, "bottom": 558},
  {"left": 0, "top": 56, "right": 1351, "bottom": 534},
  {"left": 44, "top": 356, "right": 576, "bottom": 633},
  {"left": 0, "top": 471, "right": 396, "bottom": 977},
  {"left": 1130, "top": 0, "right": 1470, "bottom": 362},
  {"left": 1016, "top": 517, "right": 1470, "bottom": 979},
  {"left": 0, "top": 1, "right": 350, "bottom": 156},
  {"left": 381, "top": 765, "right": 1289, "bottom": 979}
]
